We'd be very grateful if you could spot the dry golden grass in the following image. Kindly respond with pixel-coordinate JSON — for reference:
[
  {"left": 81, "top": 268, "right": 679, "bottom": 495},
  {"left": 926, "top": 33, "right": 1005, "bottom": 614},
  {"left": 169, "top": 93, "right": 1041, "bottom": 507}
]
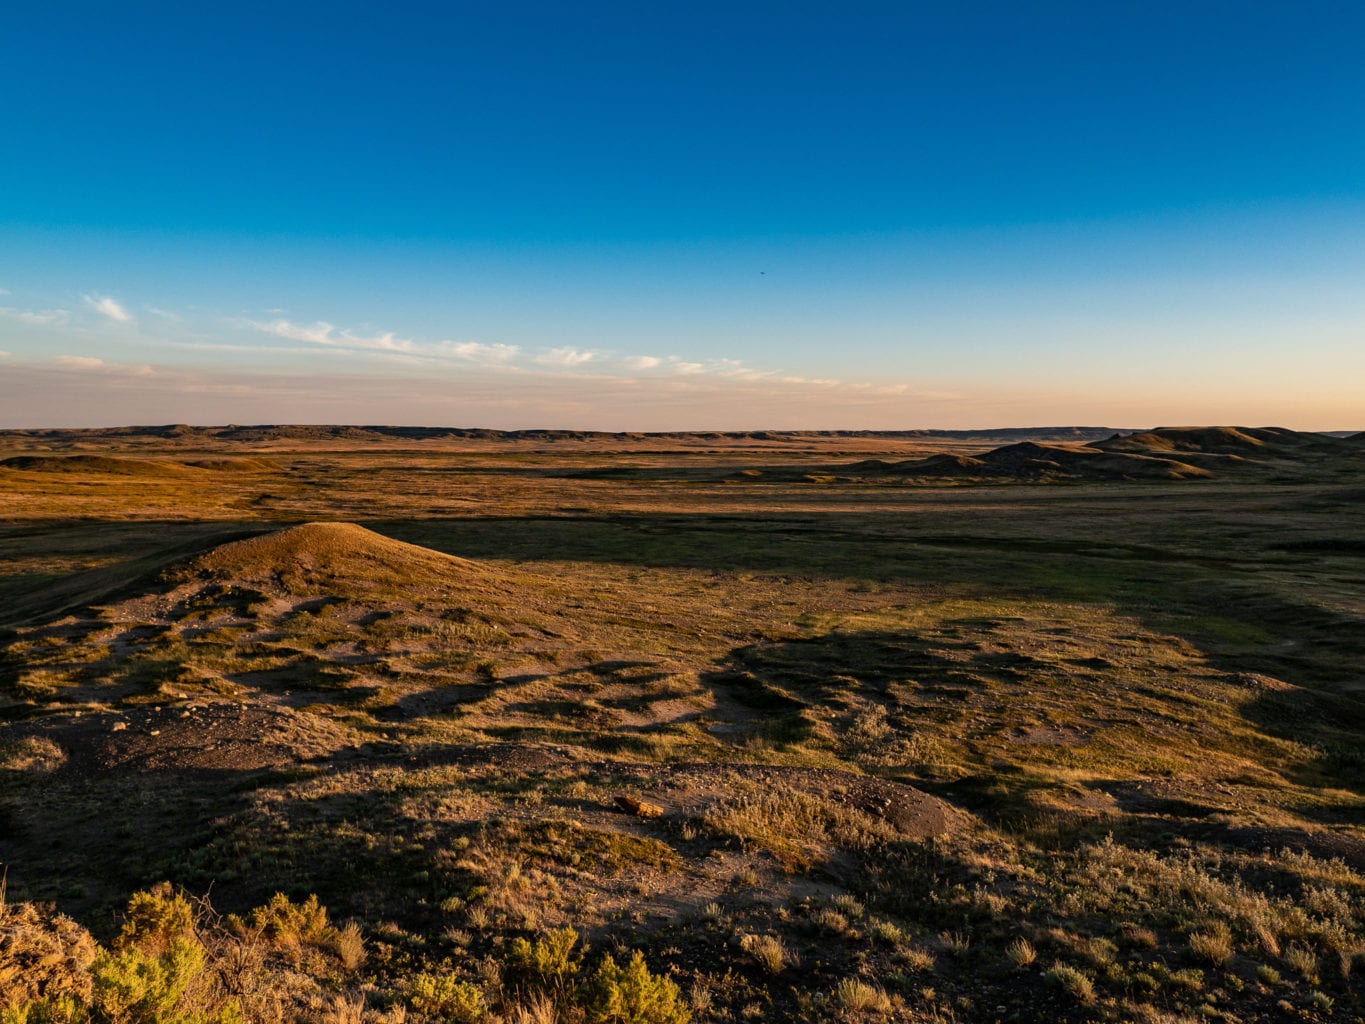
[{"left": 0, "top": 426, "right": 1363, "bottom": 1022}]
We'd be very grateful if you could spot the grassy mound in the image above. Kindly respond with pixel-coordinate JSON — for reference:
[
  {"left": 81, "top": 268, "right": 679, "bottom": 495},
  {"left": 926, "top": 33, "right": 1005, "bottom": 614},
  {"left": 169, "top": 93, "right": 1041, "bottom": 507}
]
[{"left": 183, "top": 522, "right": 479, "bottom": 589}]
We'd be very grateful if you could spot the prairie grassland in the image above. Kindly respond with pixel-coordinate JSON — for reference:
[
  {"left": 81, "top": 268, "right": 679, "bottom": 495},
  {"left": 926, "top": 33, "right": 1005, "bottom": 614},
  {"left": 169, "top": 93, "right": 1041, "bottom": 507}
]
[{"left": 1, "top": 429, "right": 1363, "bottom": 1022}]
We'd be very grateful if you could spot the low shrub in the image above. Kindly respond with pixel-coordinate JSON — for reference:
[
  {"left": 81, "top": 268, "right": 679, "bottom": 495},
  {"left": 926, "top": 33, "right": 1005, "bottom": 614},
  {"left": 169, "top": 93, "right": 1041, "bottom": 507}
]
[
  {"left": 409, "top": 973, "right": 486, "bottom": 1023},
  {"left": 831, "top": 978, "right": 891, "bottom": 1015},
  {"left": 1046, "top": 962, "right": 1096, "bottom": 1004},
  {"left": 581, "top": 951, "right": 689, "bottom": 1024},
  {"left": 739, "top": 933, "right": 793, "bottom": 975}
]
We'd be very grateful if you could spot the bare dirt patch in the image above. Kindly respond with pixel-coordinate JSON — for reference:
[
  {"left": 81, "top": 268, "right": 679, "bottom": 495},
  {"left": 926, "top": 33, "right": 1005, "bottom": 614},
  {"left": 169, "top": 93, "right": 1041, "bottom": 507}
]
[{"left": 15, "top": 701, "right": 353, "bottom": 773}]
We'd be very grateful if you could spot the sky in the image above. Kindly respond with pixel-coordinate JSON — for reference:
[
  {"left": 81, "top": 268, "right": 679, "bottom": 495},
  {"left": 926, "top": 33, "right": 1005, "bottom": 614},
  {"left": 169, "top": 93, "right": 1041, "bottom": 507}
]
[{"left": 2, "top": 2, "right": 1363, "bottom": 430}]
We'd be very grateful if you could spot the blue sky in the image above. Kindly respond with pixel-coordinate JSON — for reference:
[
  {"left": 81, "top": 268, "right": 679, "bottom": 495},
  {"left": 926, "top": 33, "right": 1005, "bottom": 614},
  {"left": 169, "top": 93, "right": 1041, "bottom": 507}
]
[{"left": 2, "top": 2, "right": 1363, "bottom": 428}]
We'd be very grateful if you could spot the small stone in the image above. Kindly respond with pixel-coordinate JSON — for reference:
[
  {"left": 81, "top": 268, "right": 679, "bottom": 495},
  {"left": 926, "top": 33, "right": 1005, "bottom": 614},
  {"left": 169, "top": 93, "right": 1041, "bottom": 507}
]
[
  {"left": 111, "top": 721, "right": 127, "bottom": 732},
  {"left": 149, "top": 729, "right": 161, "bottom": 736}
]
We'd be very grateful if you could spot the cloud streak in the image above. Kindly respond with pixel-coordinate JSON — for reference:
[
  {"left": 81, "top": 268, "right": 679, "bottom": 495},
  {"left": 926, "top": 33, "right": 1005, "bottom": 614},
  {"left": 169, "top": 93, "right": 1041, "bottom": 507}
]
[
  {"left": 84, "top": 294, "right": 134, "bottom": 322},
  {"left": 17, "top": 304, "right": 943, "bottom": 417},
  {"left": 0, "top": 306, "right": 71, "bottom": 326},
  {"left": 53, "top": 354, "right": 156, "bottom": 377},
  {"left": 437, "top": 340, "right": 522, "bottom": 362},
  {"left": 249, "top": 318, "right": 414, "bottom": 353},
  {"left": 245, "top": 318, "right": 525, "bottom": 366},
  {"left": 246, "top": 317, "right": 915, "bottom": 397},
  {"left": 534, "top": 346, "right": 595, "bottom": 367},
  {"left": 237, "top": 314, "right": 887, "bottom": 395},
  {"left": 56, "top": 355, "right": 106, "bottom": 369}
]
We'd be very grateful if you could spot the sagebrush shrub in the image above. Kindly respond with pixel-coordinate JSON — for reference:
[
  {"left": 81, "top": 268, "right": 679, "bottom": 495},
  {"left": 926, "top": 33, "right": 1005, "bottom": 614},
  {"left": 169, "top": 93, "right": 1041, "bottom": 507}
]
[
  {"left": 244, "top": 893, "right": 331, "bottom": 948},
  {"left": 581, "top": 951, "right": 689, "bottom": 1024},
  {"left": 116, "top": 884, "right": 197, "bottom": 956},
  {"left": 503, "top": 928, "right": 581, "bottom": 1001},
  {"left": 408, "top": 973, "right": 486, "bottom": 1023}
]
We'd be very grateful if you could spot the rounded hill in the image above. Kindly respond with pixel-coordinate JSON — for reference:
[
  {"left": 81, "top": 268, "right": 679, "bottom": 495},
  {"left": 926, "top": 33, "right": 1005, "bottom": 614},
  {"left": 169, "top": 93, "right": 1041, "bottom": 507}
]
[{"left": 181, "top": 522, "right": 480, "bottom": 590}]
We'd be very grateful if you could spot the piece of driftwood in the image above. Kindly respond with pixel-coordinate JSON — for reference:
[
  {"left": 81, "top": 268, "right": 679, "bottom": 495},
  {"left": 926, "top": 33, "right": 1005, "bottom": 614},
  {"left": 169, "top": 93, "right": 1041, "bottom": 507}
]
[{"left": 614, "top": 795, "right": 664, "bottom": 818}]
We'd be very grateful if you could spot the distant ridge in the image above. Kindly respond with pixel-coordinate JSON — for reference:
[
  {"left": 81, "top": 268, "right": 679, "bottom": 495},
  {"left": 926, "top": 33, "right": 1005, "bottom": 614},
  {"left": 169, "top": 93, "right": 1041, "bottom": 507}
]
[
  {"left": 570, "top": 425, "right": 1360, "bottom": 485},
  {"left": 5, "top": 424, "right": 1358, "bottom": 449},
  {"left": 847, "top": 441, "right": 1208, "bottom": 481},
  {"left": 0, "top": 423, "right": 1125, "bottom": 445},
  {"left": 1099, "top": 426, "right": 1350, "bottom": 456}
]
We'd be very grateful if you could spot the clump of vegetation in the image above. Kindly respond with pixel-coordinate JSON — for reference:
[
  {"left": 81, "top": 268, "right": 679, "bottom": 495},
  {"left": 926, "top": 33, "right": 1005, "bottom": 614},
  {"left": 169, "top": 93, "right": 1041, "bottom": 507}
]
[
  {"left": 1046, "top": 962, "right": 1096, "bottom": 1004},
  {"left": 0, "top": 898, "right": 97, "bottom": 1007},
  {"left": 739, "top": 932, "right": 796, "bottom": 975},
  {"left": 0, "top": 885, "right": 366, "bottom": 1024},
  {"left": 1005, "top": 937, "right": 1036, "bottom": 968},
  {"left": 830, "top": 977, "right": 892, "bottom": 1016},
  {"left": 700, "top": 787, "right": 895, "bottom": 873},
  {"left": 500, "top": 928, "right": 689, "bottom": 1023},
  {"left": 231, "top": 891, "right": 363, "bottom": 967},
  {"left": 408, "top": 972, "right": 487, "bottom": 1023},
  {"left": 581, "top": 950, "right": 691, "bottom": 1024},
  {"left": 1187, "top": 922, "right": 1234, "bottom": 966}
]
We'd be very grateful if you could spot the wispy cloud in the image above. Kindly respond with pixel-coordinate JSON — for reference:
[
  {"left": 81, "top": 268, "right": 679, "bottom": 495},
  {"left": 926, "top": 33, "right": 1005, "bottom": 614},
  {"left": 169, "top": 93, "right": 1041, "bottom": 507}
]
[
  {"left": 249, "top": 318, "right": 415, "bottom": 353},
  {"left": 437, "top": 340, "right": 522, "bottom": 363},
  {"left": 233, "top": 311, "right": 937, "bottom": 400},
  {"left": 84, "top": 294, "right": 134, "bottom": 323},
  {"left": 0, "top": 306, "right": 70, "bottom": 326},
  {"left": 56, "top": 355, "right": 106, "bottom": 369},
  {"left": 534, "top": 346, "right": 596, "bottom": 367},
  {"left": 780, "top": 375, "right": 839, "bottom": 386},
  {"left": 53, "top": 354, "right": 157, "bottom": 378},
  {"left": 145, "top": 305, "right": 182, "bottom": 322},
  {"left": 244, "top": 318, "right": 523, "bottom": 366}
]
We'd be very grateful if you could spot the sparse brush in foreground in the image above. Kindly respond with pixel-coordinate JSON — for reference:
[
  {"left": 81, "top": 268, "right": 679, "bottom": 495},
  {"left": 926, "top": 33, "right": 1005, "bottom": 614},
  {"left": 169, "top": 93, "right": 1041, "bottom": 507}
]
[
  {"left": 1046, "top": 962, "right": 1096, "bottom": 1004},
  {"left": 1004, "top": 938, "right": 1036, "bottom": 968},
  {"left": 409, "top": 973, "right": 486, "bottom": 1023},
  {"left": 739, "top": 933, "right": 795, "bottom": 975},
  {"left": 496, "top": 927, "right": 689, "bottom": 1024},
  {"left": 581, "top": 951, "right": 691, "bottom": 1024},
  {"left": 0, "top": 885, "right": 365, "bottom": 1024},
  {"left": 830, "top": 978, "right": 892, "bottom": 1016}
]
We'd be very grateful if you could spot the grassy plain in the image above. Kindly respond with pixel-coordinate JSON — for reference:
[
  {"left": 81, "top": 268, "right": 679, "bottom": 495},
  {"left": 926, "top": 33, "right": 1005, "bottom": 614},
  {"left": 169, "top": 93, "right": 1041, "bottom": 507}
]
[{"left": 0, "top": 426, "right": 1362, "bottom": 1023}]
